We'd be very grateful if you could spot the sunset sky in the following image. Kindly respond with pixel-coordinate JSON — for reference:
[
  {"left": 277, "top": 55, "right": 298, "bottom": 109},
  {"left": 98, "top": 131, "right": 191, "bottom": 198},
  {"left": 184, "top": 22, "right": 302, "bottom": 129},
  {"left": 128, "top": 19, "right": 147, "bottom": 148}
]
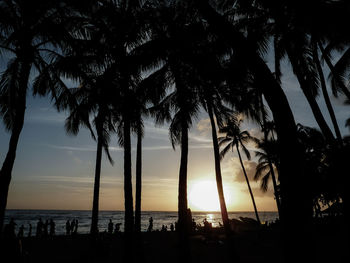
[{"left": 1, "top": 56, "right": 349, "bottom": 212}]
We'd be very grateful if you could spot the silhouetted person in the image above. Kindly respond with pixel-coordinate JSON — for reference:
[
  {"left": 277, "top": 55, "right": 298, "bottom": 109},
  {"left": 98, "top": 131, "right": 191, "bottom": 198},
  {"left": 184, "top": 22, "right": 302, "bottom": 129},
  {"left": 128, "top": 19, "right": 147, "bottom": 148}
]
[
  {"left": 187, "top": 208, "right": 192, "bottom": 232},
  {"left": 9, "top": 218, "right": 17, "bottom": 238},
  {"left": 192, "top": 218, "right": 196, "bottom": 232},
  {"left": 17, "top": 225, "right": 24, "bottom": 238},
  {"left": 28, "top": 223, "right": 32, "bottom": 237},
  {"left": 49, "top": 219, "right": 55, "bottom": 236},
  {"left": 71, "top": 219, "right": 76, "bottom": 235},
  {"left": 170, "top": 223, "right": 174, "bottom": 232},
  {"left": 114, "top": 223, "right": 121, "bottom": 234},
  {"left": 73, "top": 219, "right": 78, "bottom": 234},
  {"left": 43, "top": 219, "right": 49, "bottom": 237},
  {"left": 203, "top": 218, "right": 212, "bottom": 233},
  {"left": 36, "top": 218, "right": 43, "bottom": 237},
  {"left": 147, "top": 217, "right": 153, "bottom": 232},
  {"left": 108, "top": 219, "right": 113, "bottom": 234},
  {"left": 66, "top": 220, "right": 71, "bottom": 235}
]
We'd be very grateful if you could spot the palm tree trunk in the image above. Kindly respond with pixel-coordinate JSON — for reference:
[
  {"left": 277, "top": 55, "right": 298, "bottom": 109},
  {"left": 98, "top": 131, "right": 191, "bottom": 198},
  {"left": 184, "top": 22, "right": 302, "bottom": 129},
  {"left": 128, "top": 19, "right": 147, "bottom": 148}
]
[
  {"left": 285, "top": 46, "right": 336, "bottom": 143},
  {"left": 207, "top": 105, "right": 230, "bottom": 235},
  {"left": 178, "top": 120, "right": 188, "bottom": 236},
  {"left": 0, "top": 109, "right": 25, "bottom": 232},
  {"left": 235, "top": 143, "right": 261, "bottom": 224},
  {"left": 123, "top": 118, "right": 134, "bottom": 234},
  {"left": 312, "top": 41, "right": 343, "bottom": 145},
  {"left": 0, "top": 61, "right": 30, "bottom": 232},
  {"left": 135, "top": 122, "right": 142, "bottom": 233},
  {"left": 90, "top": 131, "right": 103, "bottom": 236},
  {"left": 259, "top": 91, "right": 282, "bottom": 218}
]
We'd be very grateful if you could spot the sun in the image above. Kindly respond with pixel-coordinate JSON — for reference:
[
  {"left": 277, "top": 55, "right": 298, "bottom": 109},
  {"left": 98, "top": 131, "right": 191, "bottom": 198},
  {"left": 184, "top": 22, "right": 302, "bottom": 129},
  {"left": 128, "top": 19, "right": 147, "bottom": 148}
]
[{"left": 189, "top": 180, "right": 231, "bottom": 211}]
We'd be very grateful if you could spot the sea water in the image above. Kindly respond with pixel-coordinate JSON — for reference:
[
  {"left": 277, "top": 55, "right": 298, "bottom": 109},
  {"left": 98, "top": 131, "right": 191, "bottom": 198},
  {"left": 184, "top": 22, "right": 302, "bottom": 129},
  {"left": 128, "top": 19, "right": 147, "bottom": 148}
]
[{"left": 4, "top": 210, "right": 278, "bottom": 235}]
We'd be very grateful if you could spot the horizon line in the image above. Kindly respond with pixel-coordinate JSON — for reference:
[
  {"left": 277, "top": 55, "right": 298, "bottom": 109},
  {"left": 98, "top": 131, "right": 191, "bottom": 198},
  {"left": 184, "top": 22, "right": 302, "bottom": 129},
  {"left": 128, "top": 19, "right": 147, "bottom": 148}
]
[{"left": 6, "top": 208, "right": 278, "bottom": 213}]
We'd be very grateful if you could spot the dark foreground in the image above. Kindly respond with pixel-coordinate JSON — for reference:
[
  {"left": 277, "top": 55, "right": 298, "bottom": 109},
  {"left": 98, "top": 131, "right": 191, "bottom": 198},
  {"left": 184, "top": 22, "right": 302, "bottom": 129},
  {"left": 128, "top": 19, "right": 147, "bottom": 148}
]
[{"left": 0, "top": 217, "right": 348, "bottom": 263}]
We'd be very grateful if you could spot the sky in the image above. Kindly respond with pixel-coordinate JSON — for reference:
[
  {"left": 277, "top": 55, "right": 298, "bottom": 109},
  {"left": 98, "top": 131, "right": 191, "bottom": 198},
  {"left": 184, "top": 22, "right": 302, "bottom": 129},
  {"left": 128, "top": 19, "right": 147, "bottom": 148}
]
[{"left": 1, "top": 54, "right": 349, "bottom": 212}]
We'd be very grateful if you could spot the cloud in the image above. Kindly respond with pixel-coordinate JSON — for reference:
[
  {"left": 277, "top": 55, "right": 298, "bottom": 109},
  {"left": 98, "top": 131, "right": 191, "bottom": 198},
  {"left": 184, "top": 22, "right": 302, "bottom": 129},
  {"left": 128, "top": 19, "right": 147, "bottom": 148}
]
[
  {"left": 223, "top": 157, "right": 257, "bottom": 183},
  {"left": 240, "top": 184, "right": 275, "bottom": 198},
  {"left": 196, "top": 118, "right": 211, "bottom": 136},
  {"left": 45, "top": 144, "right": 96, "bottom": 152}
]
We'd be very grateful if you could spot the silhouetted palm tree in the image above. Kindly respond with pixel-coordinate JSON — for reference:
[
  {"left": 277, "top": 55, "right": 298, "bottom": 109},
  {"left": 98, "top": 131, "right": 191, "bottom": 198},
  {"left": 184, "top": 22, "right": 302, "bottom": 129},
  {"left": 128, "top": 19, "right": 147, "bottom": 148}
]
[
  {"left": 0, "top": 0, "right": 73, "bottom": 231},
  {"left": 254, "top": 138, "right": 281, "bottom": 217},
  {"left": 64, "top": 82, "right": 116, "bottom": 236},
  {"left": 219, "top": 117, "right": 261, "bottom": 224}
]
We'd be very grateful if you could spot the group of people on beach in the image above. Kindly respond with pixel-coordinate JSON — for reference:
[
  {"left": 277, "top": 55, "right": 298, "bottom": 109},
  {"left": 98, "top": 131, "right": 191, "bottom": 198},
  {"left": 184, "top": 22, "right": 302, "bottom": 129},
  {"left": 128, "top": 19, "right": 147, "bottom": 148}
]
[
  {"left": 65, "top": 219, "right": 78, "bottom": 235},
  {"left": 146, "top": 215, "right": 208, "bottom": 233},
  {"left": 3, "top": 218, "right": 57, "bottom": 239},
  {"left": 107, "top": 219, "right": 121, "bottom": 234},
  {"left": 36, "top": 218, "right": 56, "bottom": 237}
]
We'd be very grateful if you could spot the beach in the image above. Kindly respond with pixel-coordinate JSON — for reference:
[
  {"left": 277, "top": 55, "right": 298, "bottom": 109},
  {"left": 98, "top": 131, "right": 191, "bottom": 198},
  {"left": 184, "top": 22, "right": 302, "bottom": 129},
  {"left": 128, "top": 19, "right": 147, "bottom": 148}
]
[{"left": 1, "top": 215, "right": 347, "bottom": 263}]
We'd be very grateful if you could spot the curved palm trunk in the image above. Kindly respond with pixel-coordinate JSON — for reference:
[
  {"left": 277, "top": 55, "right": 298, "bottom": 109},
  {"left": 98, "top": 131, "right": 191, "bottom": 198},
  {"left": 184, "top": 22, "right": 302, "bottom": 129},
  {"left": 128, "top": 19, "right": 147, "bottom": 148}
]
[
  {"left": 90, "top": 131, "right": 103, "bottom": 236},
  {"left": 192, "top": 2, "right": 312, "bottom": 261},
  {"left": 207, "top": 105, "right": 230, "bottom": 235},
  {"left": 123, "top": 118, "right": 134, "bottom": 234},
  {"left": 178, "top": 120, "right": 188, "bottom": 236},
  {"left": 260, "top": 105, "right": 282, "bottom": 218},
  {"left": 285, "top": 46, "right": 336, "bottom": 143},
  {"left": 0, "top": 61, "right": 30, "bottom": 232},
  {"left": 235, "top": 143, "right": 261, "bottom": 224},
  {"left": 0, "top": 109, "right": 25, "bottom": 232},
  {"left": 135, "top": 122, "right": 142, "bottom": 233},
  {"left": 312, "top": 42, "right": 343, "bottom": 145}
]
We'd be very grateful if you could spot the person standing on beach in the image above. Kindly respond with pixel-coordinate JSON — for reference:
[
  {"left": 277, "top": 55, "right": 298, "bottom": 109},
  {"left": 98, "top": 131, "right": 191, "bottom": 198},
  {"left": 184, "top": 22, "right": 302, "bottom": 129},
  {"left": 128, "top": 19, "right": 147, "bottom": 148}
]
[
  {"left": 49, "top": 219, "right": 55, "bottom": 236},
  {"left": 36, "top": 218, "right": 43, "bottom": 237},
  {"left": 70, "top": 219, "right": 75, "bottom": 235},
  {"left": 147, "top": 217, "right": 153, "bottom": 232},
  {"left": 170, "top": 223, "right": 174, "bottom": 232},
  {"left": 65, "top": 220, "right": 71, "bottom": 235},
  {"left": 43, "top": 220, "right": 49, "bottom": 237},
  {"left": 17, "top": 225, "right": 24, "bottom": 238},
  {"left": 8, "top": 218, "right": 16, "bottom": 238},
  {"left": 28, "top": 223, "right": 32, "bottom": 237},
  {"left": 114, "top": 223, "right": 121, "bottom": 234},
  {"left": 108, "top": 219, "right": 113, "bottom": 234},
  {"left": 74, "top": 219, "right": 78, "bottom": 234}
]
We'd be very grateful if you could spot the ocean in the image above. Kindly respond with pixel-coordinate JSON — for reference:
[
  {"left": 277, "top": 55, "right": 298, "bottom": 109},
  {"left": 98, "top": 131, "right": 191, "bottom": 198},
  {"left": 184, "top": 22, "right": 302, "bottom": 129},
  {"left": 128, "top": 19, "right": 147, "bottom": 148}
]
[{"left": 4, "top": 210, "right": 278, "bottom": 236}]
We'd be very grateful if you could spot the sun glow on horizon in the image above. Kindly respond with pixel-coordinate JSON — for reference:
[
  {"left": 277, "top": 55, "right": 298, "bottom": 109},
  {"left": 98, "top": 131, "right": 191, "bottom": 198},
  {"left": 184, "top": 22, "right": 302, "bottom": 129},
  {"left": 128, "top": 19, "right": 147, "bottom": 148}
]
[{"left": 189, "top": 180, "right": 232, "bottom": 211}]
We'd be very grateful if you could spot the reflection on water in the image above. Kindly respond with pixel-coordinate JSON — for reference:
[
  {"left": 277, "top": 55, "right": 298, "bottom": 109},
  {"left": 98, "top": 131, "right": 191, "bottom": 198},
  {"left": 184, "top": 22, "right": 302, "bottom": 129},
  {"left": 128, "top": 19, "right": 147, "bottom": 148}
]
[
  {"left": 4, "top": 210, "right": 278, "bottom": 235},
  {"left": 206, "top": 213, "right": 216, "bottom": 226}
]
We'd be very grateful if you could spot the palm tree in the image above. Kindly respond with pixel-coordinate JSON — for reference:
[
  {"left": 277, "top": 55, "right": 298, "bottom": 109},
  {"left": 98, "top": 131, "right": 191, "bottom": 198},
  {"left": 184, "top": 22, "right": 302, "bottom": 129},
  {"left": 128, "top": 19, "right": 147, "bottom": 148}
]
[
  {"left": 0, "top": 0, "right": 73, "bottom": 231},
  {"left": 219, "top": 118, "right": 261, "bottom": 224},
  {"left": 92, "top": 0, "right": 145, "bottom": 235},
  {"left": 254, "top": 138, "right": 281, "bottom": 217},
  {"left": 65, "top": 84, "right": 115, "bottom": 236}
]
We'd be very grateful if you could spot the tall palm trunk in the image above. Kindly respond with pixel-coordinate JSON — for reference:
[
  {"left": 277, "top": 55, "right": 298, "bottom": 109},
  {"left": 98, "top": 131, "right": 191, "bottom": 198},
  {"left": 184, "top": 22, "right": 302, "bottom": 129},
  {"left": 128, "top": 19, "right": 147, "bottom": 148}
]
[
  {"left": 90, "top": 127, "right": 103, "bottom": 236},
  {"left": 312, "top": 41, "right": 343, "bottom": 145},
  {"left": 260, "top": 96, "right": 282, "bottom": 218},
  {"left": 0, "top": 61, "right": 30, "bottom": 232},
  {"left": 285, "top": 46, "right": 336, "bottom": 143},
  {"left": 123, "top": 118, "right": 134, "bottom": 234},
  {"left": 178, "top": 119, "right": 188, "bottom": 236},
  {"left": 135, "top": 122, "right": 142, "bottom": 233},
  {"left": 235, "top": 142, "right": 261, "bottom": 224},
  {"left": 207, "top": 105, "right": 230, "bottom": 235}
]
